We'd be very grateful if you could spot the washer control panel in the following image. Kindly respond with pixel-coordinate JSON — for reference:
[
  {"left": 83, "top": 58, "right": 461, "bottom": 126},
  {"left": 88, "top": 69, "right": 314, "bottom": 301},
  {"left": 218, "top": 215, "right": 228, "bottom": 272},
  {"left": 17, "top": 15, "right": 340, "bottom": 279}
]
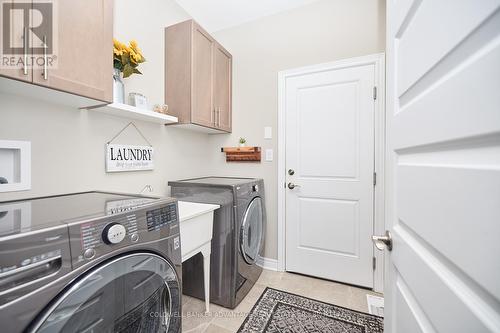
[
  {"left": 102, "top": 223, "right": 127, "bottom": 244},
  {"left": 146, "top": 205, "right": 177, "bottom": 232},
  {"left": 78, "top": 213, "right": 138, "bottom": 252},
  {"left": 70, "top": 201, "right": 179, "bottom": 269}
]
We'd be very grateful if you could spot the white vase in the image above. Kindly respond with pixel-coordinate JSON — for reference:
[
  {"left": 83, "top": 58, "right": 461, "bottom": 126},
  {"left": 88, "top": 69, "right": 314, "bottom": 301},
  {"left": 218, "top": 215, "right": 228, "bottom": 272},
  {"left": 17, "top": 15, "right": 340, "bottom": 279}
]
[
  {"left": 239, "top": 143, "right": 246, "bottom": 147},
  {"left": 113, "top": 68, "right": 125, "bottom": 103}
]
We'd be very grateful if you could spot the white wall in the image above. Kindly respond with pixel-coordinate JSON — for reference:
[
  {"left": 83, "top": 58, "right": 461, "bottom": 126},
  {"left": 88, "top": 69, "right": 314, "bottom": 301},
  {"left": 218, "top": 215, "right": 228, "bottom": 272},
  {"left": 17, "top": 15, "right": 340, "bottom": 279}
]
[
  {"left": 209, "top": 0, "right": 386, "bottom": 259},
  {"left": 113, "top": 0, "right": 188, "bottom": 105},
  {"left": 0, "top": 0, "right": 206, "bottom": 202}
]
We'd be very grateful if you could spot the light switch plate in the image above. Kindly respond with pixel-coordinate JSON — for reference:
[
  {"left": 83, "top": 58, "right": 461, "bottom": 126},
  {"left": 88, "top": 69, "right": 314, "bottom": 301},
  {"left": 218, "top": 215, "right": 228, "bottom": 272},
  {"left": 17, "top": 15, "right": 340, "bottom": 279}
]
[
  {"left": 264, "top": 127, "right": 272, "bottom": 139},
  {"left": 265, "top": 149, "right": 273, "bottom": 161}
]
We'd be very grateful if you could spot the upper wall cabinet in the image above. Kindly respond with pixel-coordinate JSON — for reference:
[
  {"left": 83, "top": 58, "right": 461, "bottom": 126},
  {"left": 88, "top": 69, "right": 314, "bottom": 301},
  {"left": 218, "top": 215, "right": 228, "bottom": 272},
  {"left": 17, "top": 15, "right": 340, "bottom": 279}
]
[
  {"left": 0, "top": 0, "right": 113, "bottom": 106},
  {"left": 165, "top": 20, "right": 232, "bottom": 133},
  {"left": 0, "top": 0, "right": 32, "bottom": 83}
]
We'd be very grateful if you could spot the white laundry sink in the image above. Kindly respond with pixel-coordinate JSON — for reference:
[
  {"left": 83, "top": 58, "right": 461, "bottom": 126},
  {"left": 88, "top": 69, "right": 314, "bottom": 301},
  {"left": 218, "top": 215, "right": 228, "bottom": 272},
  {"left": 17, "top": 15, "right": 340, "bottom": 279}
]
[
  {"left": 178, "top": 201, "right": 219, "bottom": 260},
  {"left": 177, "top": 200, "right": 219, "bottom": 312}
]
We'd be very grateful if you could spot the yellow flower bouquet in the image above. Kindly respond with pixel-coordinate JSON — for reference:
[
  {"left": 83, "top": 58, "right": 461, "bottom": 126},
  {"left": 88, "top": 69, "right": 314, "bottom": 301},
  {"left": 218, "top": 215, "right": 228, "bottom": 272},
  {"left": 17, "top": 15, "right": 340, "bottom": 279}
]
[{"left": 113, "top": 39, "right": 146, "bottom": 78}]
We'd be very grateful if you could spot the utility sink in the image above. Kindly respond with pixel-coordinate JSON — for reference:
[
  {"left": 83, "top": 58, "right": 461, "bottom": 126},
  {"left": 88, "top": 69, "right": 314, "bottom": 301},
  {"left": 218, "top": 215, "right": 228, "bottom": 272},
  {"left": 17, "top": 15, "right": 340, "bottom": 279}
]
[
  {"left": 177, "top": 200, "right": 219, "bottom": 313},
  {"left": 178, "top": 201, "right": 219, "bottom": 260}
]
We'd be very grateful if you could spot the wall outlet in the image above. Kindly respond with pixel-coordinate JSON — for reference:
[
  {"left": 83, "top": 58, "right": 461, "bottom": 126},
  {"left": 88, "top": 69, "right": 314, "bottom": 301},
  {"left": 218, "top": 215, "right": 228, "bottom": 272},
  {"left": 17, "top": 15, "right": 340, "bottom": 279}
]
[
  {"left": 265, "top": 149, "right": 273, "bottom": 161},
  {"left": 264, "top": 127, "right": 272, "bottom": 139}
]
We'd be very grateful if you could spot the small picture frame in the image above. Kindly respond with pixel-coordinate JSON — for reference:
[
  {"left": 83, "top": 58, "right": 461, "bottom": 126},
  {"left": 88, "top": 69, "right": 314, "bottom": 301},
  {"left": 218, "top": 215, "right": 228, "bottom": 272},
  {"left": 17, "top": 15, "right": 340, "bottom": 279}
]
[{"left": 129, "top": 93, "right": 148, "bottom": 109}]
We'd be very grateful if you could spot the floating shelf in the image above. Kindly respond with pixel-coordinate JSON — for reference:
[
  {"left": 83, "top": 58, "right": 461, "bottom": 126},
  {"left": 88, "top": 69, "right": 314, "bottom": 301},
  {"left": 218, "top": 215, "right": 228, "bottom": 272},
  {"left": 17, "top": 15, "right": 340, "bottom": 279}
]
[
  {"left": 221, "top": 146, "right": 261, "bottom": 162},
  {"left": 89, "top": 103, "right": 178, "bottom": 125}
]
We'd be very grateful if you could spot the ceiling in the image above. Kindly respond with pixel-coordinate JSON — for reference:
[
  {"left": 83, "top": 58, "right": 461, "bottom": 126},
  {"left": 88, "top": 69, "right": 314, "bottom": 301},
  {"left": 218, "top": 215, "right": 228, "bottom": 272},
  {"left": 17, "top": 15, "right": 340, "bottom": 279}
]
[{"left": 174, "top": 0, "right": 322, "bottom": 32}]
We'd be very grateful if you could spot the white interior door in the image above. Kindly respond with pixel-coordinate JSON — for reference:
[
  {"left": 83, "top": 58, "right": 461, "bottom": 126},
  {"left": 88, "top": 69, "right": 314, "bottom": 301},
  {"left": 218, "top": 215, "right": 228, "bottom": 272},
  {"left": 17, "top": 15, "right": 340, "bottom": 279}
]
[
  {"left": 385, "top": 1, "right": 500, "bottom": 332},
  {"left": 284, "top": 59, "right": 377, "bottom": 288}
]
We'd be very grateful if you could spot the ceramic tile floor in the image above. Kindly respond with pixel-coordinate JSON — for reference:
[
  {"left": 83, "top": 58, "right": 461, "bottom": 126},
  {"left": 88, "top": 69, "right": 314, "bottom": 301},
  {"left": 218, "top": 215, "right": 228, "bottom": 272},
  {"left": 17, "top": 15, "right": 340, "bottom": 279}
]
[{"left": 181, "top": 269, "right": 383, "bottom": 333}]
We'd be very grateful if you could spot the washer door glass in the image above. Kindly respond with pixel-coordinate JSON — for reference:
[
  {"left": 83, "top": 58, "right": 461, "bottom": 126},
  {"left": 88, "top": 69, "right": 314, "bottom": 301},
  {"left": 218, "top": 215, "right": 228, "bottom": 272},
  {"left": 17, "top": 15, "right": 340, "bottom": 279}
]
[
  {"left": 240, "top": 197, "right": 263, "bottom": 264},
  {"left": 33, "top": 253, "right": 180, "bottom": 333}
]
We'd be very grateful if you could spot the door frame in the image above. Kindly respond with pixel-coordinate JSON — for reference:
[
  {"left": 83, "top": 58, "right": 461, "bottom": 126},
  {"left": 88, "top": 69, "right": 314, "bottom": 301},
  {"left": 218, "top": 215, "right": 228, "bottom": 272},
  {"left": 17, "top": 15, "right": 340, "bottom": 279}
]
[{"left": 277, "top": 53, "right": 386, "bottom": 292}]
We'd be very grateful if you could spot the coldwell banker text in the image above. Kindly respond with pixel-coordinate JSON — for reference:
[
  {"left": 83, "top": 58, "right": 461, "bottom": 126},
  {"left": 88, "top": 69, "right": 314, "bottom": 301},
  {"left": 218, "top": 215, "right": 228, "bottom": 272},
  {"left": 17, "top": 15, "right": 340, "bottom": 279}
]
[{"left": 106, "top": 144, "right": 154, "bottom": 172}]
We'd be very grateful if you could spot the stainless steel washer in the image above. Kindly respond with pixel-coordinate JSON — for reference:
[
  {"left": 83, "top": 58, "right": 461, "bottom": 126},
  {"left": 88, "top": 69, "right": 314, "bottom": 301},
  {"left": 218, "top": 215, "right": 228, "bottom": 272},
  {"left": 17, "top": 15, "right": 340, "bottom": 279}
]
[
  {"left": 169, "top": 177, "right": 266, "bottom": 309},
  {"left": 0, "top": 191, "right": 182, "bottom": 333}
]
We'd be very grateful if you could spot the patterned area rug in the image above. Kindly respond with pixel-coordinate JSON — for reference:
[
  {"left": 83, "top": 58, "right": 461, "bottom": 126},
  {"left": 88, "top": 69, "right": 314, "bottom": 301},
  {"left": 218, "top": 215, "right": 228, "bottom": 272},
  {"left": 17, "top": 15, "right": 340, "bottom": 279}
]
[{"left": 238, "top": 288, "right": 383, "bottom": 333}]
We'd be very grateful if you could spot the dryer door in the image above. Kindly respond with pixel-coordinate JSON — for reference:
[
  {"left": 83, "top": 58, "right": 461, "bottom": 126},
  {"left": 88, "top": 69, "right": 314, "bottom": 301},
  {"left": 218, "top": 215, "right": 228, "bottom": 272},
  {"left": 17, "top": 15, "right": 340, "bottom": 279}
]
[
  {"left": 30, "top": 253, "right": 181, "bottom": 333},
  {"left": 240, "top": 197, "right": 264, "bottom": 264}
]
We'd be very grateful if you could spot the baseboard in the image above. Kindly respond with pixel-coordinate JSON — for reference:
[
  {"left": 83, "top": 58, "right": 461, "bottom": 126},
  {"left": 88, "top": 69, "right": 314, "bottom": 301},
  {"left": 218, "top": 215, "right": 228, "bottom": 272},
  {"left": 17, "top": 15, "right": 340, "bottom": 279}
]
[{"left": 257, "top": 255, "right": 278, "bottom": 271}]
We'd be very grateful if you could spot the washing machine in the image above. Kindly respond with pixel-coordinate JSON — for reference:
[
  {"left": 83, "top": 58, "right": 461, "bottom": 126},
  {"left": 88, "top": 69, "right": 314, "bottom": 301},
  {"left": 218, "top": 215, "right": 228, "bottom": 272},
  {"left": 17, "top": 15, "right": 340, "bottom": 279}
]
[
  {"left": 169, "top": 177, "right": 265, "bottom": 309},
  {"left": 0, "top": 191, "right": 182, "bottom": 333}
]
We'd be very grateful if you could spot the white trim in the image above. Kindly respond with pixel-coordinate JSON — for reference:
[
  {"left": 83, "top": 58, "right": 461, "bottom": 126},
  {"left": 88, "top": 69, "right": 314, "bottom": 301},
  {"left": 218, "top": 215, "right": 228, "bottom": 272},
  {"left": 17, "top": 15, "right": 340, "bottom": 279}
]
[
  {"left": 276, "top": 53, "right": 386, "bottom": 292},
  {"left": 277, "top": 67, "right": 287, "bottom": 272},
  {"left": 373, "top": 55, "right": 386, "bottom": 293},
  {"left": 256, "top": 255, "right": 278, "bottom": 271},
  {"left": 0, "top": 140, "right": 31, "bottom": 192}
]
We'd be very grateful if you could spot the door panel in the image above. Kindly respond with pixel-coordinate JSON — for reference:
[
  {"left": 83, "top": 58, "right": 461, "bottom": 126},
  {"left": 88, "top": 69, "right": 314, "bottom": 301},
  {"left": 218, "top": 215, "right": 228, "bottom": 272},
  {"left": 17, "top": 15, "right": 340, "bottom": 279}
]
[
  {"left": 396, "top": 0, "right": 500, "bottom": 96},
  {"left": 394, "top": 280, "right": 429, "bottom": 333},
  {"left": 32, "top": 0, "right": 112, "bottom": 103},
  {"left": 285, "top": 62, "right": 375, "bottom": 287},
  {"left": 394, "top": 43, "right": 500, "bottom": 149},
  {"left": 192, "top": 23, "right": 214, "bottom": 127},
  {"left": 398, "top": 166, "right": 500, "bottom": 299},
  {"left": 298, "top": 198, "right": 359, "bottom": 256},
  {"left": 393, "top": 228, "right": 492, "bottom": 333},
  {"left": 298, "top": 81, "right": 360, "bottom": 179},
  {"left": 214, "top": 43, "right": 232, "bottom": 132},
  {"left": 386, "top": 1, "right": 500, "bottom": 332},
  {"left": 0, "top": 0, "right": 32, "bottom": 82}
]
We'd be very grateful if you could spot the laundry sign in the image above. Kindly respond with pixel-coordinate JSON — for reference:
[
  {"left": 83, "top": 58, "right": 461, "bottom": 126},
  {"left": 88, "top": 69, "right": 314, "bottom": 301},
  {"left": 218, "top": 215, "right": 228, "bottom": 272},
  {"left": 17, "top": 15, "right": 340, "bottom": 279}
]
[{"left": 106, "top": 144, "right": 154, "bottom": 172}]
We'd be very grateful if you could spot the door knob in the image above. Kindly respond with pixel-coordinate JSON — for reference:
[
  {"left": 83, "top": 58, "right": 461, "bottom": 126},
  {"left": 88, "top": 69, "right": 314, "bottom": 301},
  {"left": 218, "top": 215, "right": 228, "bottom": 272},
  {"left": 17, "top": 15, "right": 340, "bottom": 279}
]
[
  {"left": 372, "top": 231, "right": 392, "bottom": 251},
  {"left": 287, "top": 182, "right": 301, "bottom": 190},
  {"left": 288, "top": 169, "right": 295, "bottom": 175}
]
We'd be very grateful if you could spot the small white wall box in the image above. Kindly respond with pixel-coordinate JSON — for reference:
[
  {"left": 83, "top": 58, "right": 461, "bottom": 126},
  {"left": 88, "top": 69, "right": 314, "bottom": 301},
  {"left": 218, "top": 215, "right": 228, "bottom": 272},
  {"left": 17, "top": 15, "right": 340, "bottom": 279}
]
[
  {"left": 265, "top": 149, "right": 273, "bottom": 161},
  {"left": 0, "top": 140, "right": 31, "bottom": 192},
  {"left": 264, "top": 127, "right": 272, "bottom": 139}
]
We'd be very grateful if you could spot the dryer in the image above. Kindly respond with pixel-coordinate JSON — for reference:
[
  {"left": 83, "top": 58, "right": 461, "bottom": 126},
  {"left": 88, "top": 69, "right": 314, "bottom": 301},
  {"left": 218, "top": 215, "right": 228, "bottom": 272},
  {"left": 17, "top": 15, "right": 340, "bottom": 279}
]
[
  {"left": 169, "top": 177, "right": 265, "bottom": 309},
  {"left": 0, "top": 191, "right": 182, "bottom": 333}
]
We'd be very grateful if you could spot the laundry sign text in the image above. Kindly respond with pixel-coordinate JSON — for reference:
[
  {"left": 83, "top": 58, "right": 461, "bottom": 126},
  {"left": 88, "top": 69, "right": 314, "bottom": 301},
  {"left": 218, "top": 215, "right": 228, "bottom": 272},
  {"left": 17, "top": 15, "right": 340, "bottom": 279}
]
[{"left": 106, "top": 144, "right": 154, "bottom": 172}]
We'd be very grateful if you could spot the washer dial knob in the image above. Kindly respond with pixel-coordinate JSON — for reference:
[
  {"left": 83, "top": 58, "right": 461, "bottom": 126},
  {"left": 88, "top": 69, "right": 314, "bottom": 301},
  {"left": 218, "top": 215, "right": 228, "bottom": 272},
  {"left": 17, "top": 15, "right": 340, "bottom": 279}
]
[{"left": 102, "top": 223, "right": 127, "bottom": 244}]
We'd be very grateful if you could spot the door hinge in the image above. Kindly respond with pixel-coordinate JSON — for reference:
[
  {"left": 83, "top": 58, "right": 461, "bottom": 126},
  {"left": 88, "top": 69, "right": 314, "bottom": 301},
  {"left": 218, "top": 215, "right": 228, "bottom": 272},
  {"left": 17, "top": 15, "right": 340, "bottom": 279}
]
[
  {"left": 373, "top": 86, "right": 377, "bottom": 100},
  {"left": 373, "top": 172, "right": 377, "bottom": 186},
  {"left": 373, "top": 257, "right": 376, "bottom": 270}
]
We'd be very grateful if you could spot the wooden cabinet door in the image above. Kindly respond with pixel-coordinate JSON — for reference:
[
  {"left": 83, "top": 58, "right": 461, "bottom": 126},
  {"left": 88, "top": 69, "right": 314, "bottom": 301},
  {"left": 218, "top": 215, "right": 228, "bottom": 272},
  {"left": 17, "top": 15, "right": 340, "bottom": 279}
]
[
  {"left": 191, "top": 22, "right": 215, "bottom": 128},
  {"left": 0, "top": 0, "right": 32, "bottom": 82},
  {"left": 32, "top": 0, "right": 113, "bottom": 103},
  {"left": 165, "top": 20, "right": 192, "bottom": 123},
  {"left": 213, "top": 43, "right": 232, "bottom": 132}
]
